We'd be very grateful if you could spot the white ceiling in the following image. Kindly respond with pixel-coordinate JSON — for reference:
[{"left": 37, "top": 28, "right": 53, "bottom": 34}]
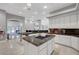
[{"left": 0, "top": 3, "right": 73, "bottom": 19}]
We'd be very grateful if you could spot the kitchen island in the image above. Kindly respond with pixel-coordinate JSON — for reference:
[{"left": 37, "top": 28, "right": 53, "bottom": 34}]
[{"left": 22, "top": 34, "right": 55, "bottom": 55}]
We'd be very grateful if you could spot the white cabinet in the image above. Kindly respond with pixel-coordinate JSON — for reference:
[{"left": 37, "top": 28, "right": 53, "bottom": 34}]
[
  {"left": 49, "top": 19, "right": 52, "bottom": 28},
  {"left": 39, "top": 38, "right": 54, "bottom": 55},
  {"left": 77, "top": 11, "right": 79, "bottom": 28},
  {"left": 49, "top": 10, "right": 79, "bottom": 28},
  {"left": 64, "top": 36, "right": 71, "bottom": 46},
  {"left": 27, "top": 43, "right": 38, "bottom": 55},
  {"left": 71, "top": 36, "right": 79, "bottom": 50},
  {"left": 54, "top": 35, "right": 59, "bottom": 43},
  {"left": 55, "top": 35, "right": 71, "bottom": 47},
  {"left": 55, "top": 35, "right": 79, "bottom": 51},
  {"left": 22, "top": 38, "right": 54, "bottom": 55},
  {"left": 49, "top": 14, "right": 70, "bottom": 28},
  {"left": 51, "top": 18, "right": 57, "bottom": 28},
  {"left": 39, "top": 47, "right": 47, "bottom": 55},
  {"left": 47, "top": 39, "right": 54, "bottom": 54},
  {"left": 55, "top": 35, "right": 63, "bottom": 44},
  {"left": 70, "top": 13, "right": 77, "bottom": 28},
  {"left": 55, "top": 35, "right": 65, "bottom": 45},
  {"left": 59, "top": 17, "right": 64, "bottom": 28},
  {"left": 64, "top": 16, "right": 70, "bottom": 28},
  {"left": 38, "top": 41, "right": 48, "bottom": 51},
  {"left": 22, "top": 39, "right": 38, "bottom": 55},
  {"left": 22, "top": 40, "right": 29, "bottom": 54}
]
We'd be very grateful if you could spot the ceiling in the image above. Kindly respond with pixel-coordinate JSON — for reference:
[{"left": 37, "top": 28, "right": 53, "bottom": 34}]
[{"left": 0, "top": 3, "right": 73, "bottom": 19}]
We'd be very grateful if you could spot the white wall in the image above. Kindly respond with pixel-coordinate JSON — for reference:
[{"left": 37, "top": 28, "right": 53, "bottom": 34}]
[{"left": 0, "top": 10, "right": 7, "bottom": 40}]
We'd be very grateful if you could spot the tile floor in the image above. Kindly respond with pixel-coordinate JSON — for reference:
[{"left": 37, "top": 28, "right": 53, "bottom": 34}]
[
  {"left": 53, "top": 44, "right": 79, "bottom": 55},
  {"left": 0, "top": 40, "right": 24, "bottom": 55},
  {"left": 0, "top": 40, "right": 79, "bottom": 55}
]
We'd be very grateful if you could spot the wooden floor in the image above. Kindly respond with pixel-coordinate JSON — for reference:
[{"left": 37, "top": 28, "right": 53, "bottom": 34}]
[{"left": 53, "top": 44, "right": 79, "bottom": 55}]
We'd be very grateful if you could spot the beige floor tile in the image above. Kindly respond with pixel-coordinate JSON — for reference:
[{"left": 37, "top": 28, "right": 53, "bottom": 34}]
[{"left": 53, "top": 44, "right": 79, "bottom": 55}]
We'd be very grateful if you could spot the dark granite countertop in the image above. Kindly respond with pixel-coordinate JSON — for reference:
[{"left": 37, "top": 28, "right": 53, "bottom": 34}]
[{"left": 22, "top": 35, "right": 55, "bottom": 46}]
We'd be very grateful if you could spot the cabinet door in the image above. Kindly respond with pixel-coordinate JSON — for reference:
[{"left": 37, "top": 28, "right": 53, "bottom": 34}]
[
  {"left": 56, "top": 35, "right": 65, "bottom": 44},
  {"left": 60, "top": 17, "right": 64, "bottom": 28},
  {"left": 77, "top": 11, "right": 79, "bottom": 28},
  {"left": 39, "top": 41, "right": 48, "bottom": 51},
  {"left": 63, "top": 36, "right": 71, "bottom": 46},
  {"left": 49, "top": 19, "right": 55, "bottom": 28},
  {"left": 49, "top": 19, "right": 52, "bottom": 28},
  {"left": 77, "top": 38, "right": 79, "bottom": 50},
  {"left": 27, "top": 43, "right": 38, "bottom": 55},
  {"left": 65, "top": 16, "right": 70, "bottom": 28},
  {"left": 39, "top": 47, "right": 47, "bottom": 55},
  {"left": 54, "top": 35, "right": 60, "bottom": 43},
  {"left": 52, "top": 18, "right": 57, "bottom": 28},
  {"left": 22, "top": 40, "right": 29, "bottom": 55},
  {"left": 47, "top": 39, "right": 54, "bottom": 55},
  {"left": 70, "top": 14, "right": 77, "bottom": 28},
  {"left": 71, "top": 36, "right": 79, "bottom": 50},
  {"left": 55, "top": 35, "right": 71, "bottom": 47},
  {"left": 54, "top": 35, "right": 63, "bottom": 43}
]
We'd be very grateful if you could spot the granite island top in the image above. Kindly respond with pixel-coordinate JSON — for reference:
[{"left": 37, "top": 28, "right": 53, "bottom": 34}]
[{"left": 22, "top": 35, "right": 55, "bottom": 46}]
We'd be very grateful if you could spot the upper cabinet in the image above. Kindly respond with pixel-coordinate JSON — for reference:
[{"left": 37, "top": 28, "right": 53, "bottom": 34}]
[
  {"left": 77, "top": 10, "right": 79, "bottom": 28},
  {"left": 49, "top": 10, "right": 79, "bottom": 28},
  {"left": 49, "top": 15, "right": 70, "bottom": 28},
  {"left": 70, "top": 12, "right": 78, "bottom": 28}
]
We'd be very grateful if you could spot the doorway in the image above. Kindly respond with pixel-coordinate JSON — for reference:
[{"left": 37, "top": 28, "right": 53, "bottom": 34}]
[{"left": 7, "top": 20, "right": 22, "bottom": 40}]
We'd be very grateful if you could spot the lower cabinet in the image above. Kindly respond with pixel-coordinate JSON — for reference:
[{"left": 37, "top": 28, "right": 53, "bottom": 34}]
[
  {"left": 55, "top": 35, "right": 79, "bottom": 51},
  {"left": 27, "top": 43, "right": 38, "bottom": 55},
  {"left": 55, "top": 35, "right": 71, "bottom": 46},
  {"left": 22, "top": 38, "right": 54, "bottom": 55},
  {"left": 22, "top": 40, "right": 29, "bottom": 55},
  {"left": 39, "top": 47, "right": 47, "bottom": 55},
  {"left": 63, "top": 36, "right": 71, "bottom": 46},
  {"left": 47, "top": 39, "right": 54, "bottom": 55},
  {"left": 71, "top": 36, "right": 79, "bottom": 50}
]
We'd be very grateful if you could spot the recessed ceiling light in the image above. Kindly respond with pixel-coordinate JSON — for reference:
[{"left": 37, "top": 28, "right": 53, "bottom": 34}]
[
  {"left": 42, "top": 12, "right": 46, "bottom": 15},
  {"left": 34, "top": 12, "right": 38, "bottom": 15},
  {"left": 19, "top": 12, "right": 22, "bottom": 14},
  {"left": 20, "top": 23, "right": 22, "bottom": 27},
  {"left": 23, "top": 7, "right": 27, "bottom": 9},
  {"left": 27, "top": 3, "right": 31, "bottom": 7},
  {"left": 44, "top": 5, "right": 47, "bottom": 9},
  {"left": 32, "top": 16, "right": 34, "bottom": 17}
]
